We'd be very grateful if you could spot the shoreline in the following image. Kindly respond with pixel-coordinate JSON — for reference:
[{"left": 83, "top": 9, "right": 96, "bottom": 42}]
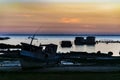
[{"left": 22, "top": 65, "right": 120, "bottom": 72}]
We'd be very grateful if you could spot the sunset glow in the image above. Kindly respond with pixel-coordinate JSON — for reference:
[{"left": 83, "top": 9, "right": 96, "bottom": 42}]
[
  {"left": 0, "top": 0, "right": 120, "bottom": 34},
  {"left": 60, "top": 18, "right": 80, "bottom": 23}
]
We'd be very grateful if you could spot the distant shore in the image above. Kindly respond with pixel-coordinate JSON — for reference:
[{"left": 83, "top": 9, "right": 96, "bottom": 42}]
[{"left": 2, "top": 33, "right": 120, "bottom": 36}]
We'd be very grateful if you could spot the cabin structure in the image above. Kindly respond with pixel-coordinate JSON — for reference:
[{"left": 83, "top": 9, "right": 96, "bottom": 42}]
[{"left": 20, "top": 43, "right": 59, "bottom": 61}]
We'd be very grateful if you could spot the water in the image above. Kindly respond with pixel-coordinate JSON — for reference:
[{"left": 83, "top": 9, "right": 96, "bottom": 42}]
[{"left": 0, "top": 35, "right": 120, "bottom": 56}]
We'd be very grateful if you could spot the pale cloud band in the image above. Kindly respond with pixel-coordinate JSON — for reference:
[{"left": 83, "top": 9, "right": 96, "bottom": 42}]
[{"left": 0, "top": 0, "right": 120, "bottom": 3}]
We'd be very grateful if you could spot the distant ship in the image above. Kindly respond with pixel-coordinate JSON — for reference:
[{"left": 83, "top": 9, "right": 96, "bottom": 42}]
[{"left": 0, "top": 37, "right": 10, "bottom": 40}]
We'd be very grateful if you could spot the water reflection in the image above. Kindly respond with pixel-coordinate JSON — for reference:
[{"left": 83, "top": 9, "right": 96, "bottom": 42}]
[
  {"left": 75, "top": 45, "right": 86, "bottom": 52},
  {"left": 86, "top": 45, "right": 95, "bottom": 53}
]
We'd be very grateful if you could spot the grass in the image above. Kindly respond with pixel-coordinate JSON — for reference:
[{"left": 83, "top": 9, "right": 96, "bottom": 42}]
[{"left": 0, "top": 72, "right": 120, "bottom": 80}]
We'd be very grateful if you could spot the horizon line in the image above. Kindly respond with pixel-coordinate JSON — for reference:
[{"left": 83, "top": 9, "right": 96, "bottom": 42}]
[{"left": 1, "top": 33, "right": 120, "bottom": 36}]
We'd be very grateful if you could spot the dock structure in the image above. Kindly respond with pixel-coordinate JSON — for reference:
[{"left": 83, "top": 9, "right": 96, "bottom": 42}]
[
  {"left": 0, "top": 43, "right": 21, "bottom": 49},
  {"left": 86, "top": 36, "right": 96, "bottom": 45},
  {"left": 74, "top": 37, "right": 85, "bottom": 45},
  {"left": 60, "top": 41, "right": 72, "bottom": 48},
  {"left": 96, "top": 40, "right": 120, "bottom": 44},
  {"left": 74, "top": 36, "right": 96, "bottom": 45}
]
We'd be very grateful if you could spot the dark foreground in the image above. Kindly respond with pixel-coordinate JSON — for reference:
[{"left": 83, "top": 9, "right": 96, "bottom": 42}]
[{"left": 0, "top": 72, "right": 120, "bottom": 80}]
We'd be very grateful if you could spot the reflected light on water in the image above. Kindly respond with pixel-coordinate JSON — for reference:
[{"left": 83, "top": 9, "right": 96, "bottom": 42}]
[{"left": 0, "top": 36, "right": 120, "bottom": 56}]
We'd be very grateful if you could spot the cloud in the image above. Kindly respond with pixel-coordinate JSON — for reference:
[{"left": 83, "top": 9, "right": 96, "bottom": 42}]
[
  {"left": 0, "top": 0, "right": 42, "bottom": 3},
  {"left": 1, "top": 0, "right": 120, "bottom": 3},
  {"left": 16, "top": 14, "right": 33, "bottom": 18},
  {"left": 60, "top": 18, "right": 80, "bottom": 23}
]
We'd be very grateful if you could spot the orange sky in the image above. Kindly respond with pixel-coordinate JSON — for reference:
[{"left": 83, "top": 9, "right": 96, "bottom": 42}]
[{"left": 0, "top": 2, "right": 120, "bottom": 34}]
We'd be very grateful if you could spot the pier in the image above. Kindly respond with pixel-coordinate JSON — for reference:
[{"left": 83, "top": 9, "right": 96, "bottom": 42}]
[{"left": 96, "top": 40, "right": 120, "bottom": 44}]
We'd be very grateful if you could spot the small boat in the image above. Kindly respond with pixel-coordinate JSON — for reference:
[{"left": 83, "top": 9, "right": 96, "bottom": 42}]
[
  {"left": 0, "top": 60, "right": 22, "bottom": 71},
  {"left": 19, "top": 33, "right": 61, "bottom": 68}
]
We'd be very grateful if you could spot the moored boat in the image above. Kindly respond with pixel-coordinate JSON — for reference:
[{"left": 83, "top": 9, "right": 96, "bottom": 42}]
[{"left": 0, "top": 60, "right": 22, "bottom": 71}]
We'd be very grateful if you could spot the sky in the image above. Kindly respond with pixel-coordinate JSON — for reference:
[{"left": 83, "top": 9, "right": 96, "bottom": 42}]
[{"left": 0, "top": 0, "right": 120, "bottom": 34}]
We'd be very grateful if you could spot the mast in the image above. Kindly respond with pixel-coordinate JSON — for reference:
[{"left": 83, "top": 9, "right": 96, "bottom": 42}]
[
  {"left": 29, "top": 26, "right": 40, "bottom": 45},
  {"left": 30, "top": 34, "right": 36, "bottom": 45}
]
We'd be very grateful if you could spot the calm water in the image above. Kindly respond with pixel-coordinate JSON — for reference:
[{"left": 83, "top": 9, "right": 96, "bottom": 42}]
[{"left": 1, "top": 35, "right": 120, "bottom": 56}]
